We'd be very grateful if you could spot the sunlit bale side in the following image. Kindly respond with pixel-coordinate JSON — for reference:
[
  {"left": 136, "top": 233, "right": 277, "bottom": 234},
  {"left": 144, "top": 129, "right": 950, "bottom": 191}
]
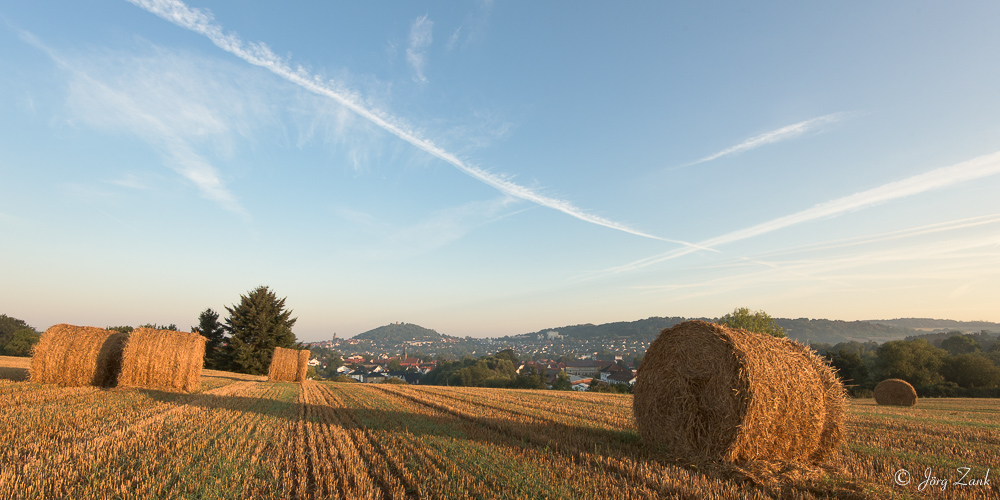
[
  {"left": 118, "top": 328, "right": 207, "bottom": 392},
  {"left": 268, "top": 346, "right": 310, "bottom": 383},
  {"left": 29, "top": 324, "right": 128, "bottom": 387},
  {"left": 632, "top": 320, "right": 846, "bottom": 464},
  {"left": 874, "top": 378, "right": 918, "bottom": 407}
]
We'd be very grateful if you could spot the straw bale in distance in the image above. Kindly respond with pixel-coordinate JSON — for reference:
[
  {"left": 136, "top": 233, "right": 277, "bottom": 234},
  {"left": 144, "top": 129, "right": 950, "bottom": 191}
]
[
  {"left": 118, "top": 328, "right": 207, "bottom": 392},
  {"left": 29, "top": 324, "right": 127, "bottom": 387},
  {"left": 632, "top": 320, "right": 846, "bottom": 464},
  {"left": 874, "top": 378, "right": 917, "bottom": 407},
  {"left": 268, "top": 347, "right": 310, "bottom": 382}
]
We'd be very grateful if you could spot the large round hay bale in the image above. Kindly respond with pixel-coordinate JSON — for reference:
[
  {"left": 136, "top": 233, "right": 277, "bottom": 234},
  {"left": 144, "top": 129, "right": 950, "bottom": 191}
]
[
  {"left": 874, "top": 378, "right": 917, "bottom": 407},
  {"left": 267, "top": 347, "right": 310, "bottom": 383},
  {"left": 632, "top": 320, "right": 845, "bottom": 464},
  {"left": 118, "top": 328, "right": 207, "bottom": 392},
  {"left": 29, "top": 324, "right": 127, "bottom": 387}
]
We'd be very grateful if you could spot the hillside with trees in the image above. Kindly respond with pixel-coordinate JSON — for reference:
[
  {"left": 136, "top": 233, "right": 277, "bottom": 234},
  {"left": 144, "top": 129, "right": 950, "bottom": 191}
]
[
  {"left": 353, "top": 323, "right": 452, "bottom": 343},
  {"left": 512, "top": 316, "right": 691, "bottom": 341},
  {"left": 775, "top": 318, "right": 916, "bottom": 344},
  {"left": 868, "top": 318, "right": 1000, "bottom": 332}
]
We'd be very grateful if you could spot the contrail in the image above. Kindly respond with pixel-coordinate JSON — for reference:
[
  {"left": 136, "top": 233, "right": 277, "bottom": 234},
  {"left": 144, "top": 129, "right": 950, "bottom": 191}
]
[
  {"left": 675, "top": 112, "right": 847, "bottom": 169},
  {"left": 126, "top": 0, "right": 704, "bottom": 248},
  {"left": 604, "top": 150, "right": 1000, "bottom": 274}
]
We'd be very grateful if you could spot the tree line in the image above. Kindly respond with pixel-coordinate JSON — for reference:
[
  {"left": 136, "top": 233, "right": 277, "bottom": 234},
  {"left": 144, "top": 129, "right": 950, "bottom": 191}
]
[{"left": 816, "top": 332, "right": 1000, "bottom": 397}]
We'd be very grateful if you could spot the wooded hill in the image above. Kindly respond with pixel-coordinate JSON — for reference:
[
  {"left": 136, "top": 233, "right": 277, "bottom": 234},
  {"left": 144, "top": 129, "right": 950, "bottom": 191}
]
[
  {"left": 868, "top": 318, "right": 1000, "bottom": 332},
  {"left": 353, "top": 323, "right": 455, "bottom": 343}
]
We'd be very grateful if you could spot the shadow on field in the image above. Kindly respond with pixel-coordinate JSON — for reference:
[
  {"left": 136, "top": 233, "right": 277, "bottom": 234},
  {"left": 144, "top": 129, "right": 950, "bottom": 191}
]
[
  {"left": 0, "top": 366, "right": 29, "bottom": 382},
  {"left": 136, "top": 386, "right": 865, "bottom": 499}
]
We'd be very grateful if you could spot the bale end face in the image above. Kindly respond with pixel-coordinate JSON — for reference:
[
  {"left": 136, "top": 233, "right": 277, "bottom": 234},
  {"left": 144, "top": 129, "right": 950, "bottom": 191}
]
[
  {"left": 29, "top": 324, "right": 127, "bottom": 387},
  {"left": 268, "top": 347, "right": 309, "bottom": 383},
  {"left": 874, "top": 378, "right": 917, "bottom": 407}
]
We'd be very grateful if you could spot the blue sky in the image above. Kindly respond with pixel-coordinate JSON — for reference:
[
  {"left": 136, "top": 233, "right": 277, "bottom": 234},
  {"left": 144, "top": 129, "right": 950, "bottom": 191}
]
[{"left": 2, "top": 1, "right": 999, "bottom": 340}]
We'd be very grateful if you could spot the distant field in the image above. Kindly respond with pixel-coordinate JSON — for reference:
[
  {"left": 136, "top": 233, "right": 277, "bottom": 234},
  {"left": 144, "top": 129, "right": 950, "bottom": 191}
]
[{"left": 0, "top": 355, "right": 996, "bottom": 499}]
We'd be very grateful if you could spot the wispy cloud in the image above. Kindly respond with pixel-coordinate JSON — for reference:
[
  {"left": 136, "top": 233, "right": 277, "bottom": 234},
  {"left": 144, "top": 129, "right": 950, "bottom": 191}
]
[
  {"left": 126, "top": 0, "right": 692, "bottom": 245},
  {"left": 19, "top": 30, "right": 251, "bottom": 217},
  {"left": 406, "top": 14, "right": 433, "bottom": 83},
  {"left": 106, "top": 172, "right": 149, "bottom": 190},
  {"left": 677, "top": 112, "right": 848, "bottom": 169},
  {"left": 604, "top": 150, "right": 1000, "bottom": 274}
]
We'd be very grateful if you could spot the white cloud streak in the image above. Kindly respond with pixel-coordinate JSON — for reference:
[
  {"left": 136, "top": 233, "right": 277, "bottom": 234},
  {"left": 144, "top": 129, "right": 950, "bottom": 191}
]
[
  {"left": 678, "top": 113, "right": 847, "bottom": 168},
  {"left": 407, "top": 15, "right": 433, "bottom": 83},
  {"left": 604, "top": 150, "right": 1000, "bottom": 274},
  {"left": 19, "top": 29, "right": 248, "bottom": 216},
  {"left": 125, "top": 0, "right": 695, "bottom": 246}
]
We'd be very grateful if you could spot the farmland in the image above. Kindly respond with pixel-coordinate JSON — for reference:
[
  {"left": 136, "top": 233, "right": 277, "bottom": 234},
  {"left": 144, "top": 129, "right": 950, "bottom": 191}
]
[{"left": 0, "top": 356, "right": 997, "bottom": 499}]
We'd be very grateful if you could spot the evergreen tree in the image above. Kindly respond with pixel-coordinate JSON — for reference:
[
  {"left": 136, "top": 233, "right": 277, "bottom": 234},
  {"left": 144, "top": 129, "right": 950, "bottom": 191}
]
[
  {"left": 192, "top": 308, "right": 226, "bottom": 369},
  {"left": 223, "top": 286, "right": 298, "bottom": 375}
]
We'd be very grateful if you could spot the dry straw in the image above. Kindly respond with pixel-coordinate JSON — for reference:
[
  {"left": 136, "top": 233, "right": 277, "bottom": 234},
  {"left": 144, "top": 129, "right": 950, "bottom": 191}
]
[
  {"left": 118, "top": 328, "right": 207, "bottom": 392},
  {"left": 632, "top": 320, "right": 846, "bottom": 465},
  {"left": 30, "top": 324, "right": 128, "bottom": 387},
  {"left": 268, "top": 347, "right": 310, "bottom": 382},
  {"left": 874, "top": 378, "right": 917, "bottom": 407}
]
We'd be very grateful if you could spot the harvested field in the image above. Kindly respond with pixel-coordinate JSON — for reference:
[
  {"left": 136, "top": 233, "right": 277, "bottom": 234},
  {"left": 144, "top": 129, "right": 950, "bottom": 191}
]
[{"left": 0, "top": 356, "right": 996, "bottom": 499}]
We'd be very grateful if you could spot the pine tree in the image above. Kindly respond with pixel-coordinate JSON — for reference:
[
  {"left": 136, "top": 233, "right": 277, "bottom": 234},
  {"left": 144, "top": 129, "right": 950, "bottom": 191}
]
[
  {"left": 223, "top": 286, "right": 298, "bottom": 375},
  {"left": 192, "top": 308, "right": 226, "bottom": 370}
]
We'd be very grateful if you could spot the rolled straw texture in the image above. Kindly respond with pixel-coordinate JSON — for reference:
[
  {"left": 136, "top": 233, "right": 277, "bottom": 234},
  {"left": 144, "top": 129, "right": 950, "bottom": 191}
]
[
  {"left": 874, "top": 378, "right": 917, "bottom": 407},
  {"left": 29, "top": 324, "right": 127, "bottom": 387},
  {"left": 118, "top": 328, "right": 207, "bottom": 392},
  {"left": 632, "top": 320, "right": 845, "bottom": 464},
  {"left": 268, "top": 347, "right": 309, "bottom": 382}
]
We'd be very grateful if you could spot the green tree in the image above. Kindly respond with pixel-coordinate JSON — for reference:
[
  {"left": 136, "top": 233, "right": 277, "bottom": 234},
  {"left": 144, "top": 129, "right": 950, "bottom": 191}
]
[
  {"left": 551, "top": 370, "right": 573, "bottom": 391},
  {"left": 139, "top": 323, "right": 178, "bottom": 331},
  {"left": 940, "top": 334, "right": 982, "bottom": 356},
  {"left": 875, "top": 339, "right": 946, "bottom": 386},
  {"left": 826, "top": 349, "right": 870, "bottom": 389},
  {"left": 0, "top": 315, "right": 40, "bottom": 357},
  {"left": 717, "top": 307, "right": 786, "bottom": 337},
  {"left": 223, "top": 286, "right": 298, "bottom": 375},
  {"left": 192, "top": 308, "right": 226, "bottom": 369},
  {"left": 509, "top": 366, "right": 546, "bottom": 389},
  {"left": 387, "top": 359, "right": 403, "bottom": 372},
  {"left": 941, "top": 353, "right": 1000, "bottom": 388}
]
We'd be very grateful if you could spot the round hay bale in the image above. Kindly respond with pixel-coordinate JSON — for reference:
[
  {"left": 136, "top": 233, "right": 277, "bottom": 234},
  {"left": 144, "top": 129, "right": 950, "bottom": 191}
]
[
  {"left": 29, "top": 324, "right": 127, "bottom": 387},
  {"left": 118, "top": 328, "right": 207, "bottom": 392},
  {"left": 632, "top": 320, "right": 845, "bottom": 464},
  {"left": 268, "top": 347, "right": 310, "bottom": 383},
  {"left": 874, "top": 378, "right": 917, "bottom": 407}
]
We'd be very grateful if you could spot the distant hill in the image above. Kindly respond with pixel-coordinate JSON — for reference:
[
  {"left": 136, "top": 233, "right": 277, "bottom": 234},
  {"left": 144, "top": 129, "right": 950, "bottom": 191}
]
[
  {"left": 867, "top": 318, "right": 1000, "bottom": 332},
  {"left": 775, "top": 318, "right": 916, "bottom": 345},
  {"left": 515, "top": 316, "right": 922, "bottom": 345},
  {"left": 353, "top": 323, "right": 452, "bottom": 343},
  {"left": 513, "top": 316, "right": 692, "bottom": 341}
]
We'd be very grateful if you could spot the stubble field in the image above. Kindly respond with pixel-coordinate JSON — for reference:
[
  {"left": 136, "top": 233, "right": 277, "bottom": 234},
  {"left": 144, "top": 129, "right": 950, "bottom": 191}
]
[{"left": 0, "top": 355, "right": 996, "bottom": 499}]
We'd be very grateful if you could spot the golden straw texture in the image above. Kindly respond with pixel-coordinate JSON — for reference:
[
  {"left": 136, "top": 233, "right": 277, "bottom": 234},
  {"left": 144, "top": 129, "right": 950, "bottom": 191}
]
[
  {"left": 268, "top": 347, "right": 309, "bottom": 383},
  {"left": 118, "top": 328, "right": 207, "bottom": 392},
  {"left": 29, "top": 324, "right": 127, "bottom": 387},
  {"left": 874, "top": 378, "right": 918, "bottom": 407},
  {"left": 632, "top": 320, "right": 845, "bottom": 465}
]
